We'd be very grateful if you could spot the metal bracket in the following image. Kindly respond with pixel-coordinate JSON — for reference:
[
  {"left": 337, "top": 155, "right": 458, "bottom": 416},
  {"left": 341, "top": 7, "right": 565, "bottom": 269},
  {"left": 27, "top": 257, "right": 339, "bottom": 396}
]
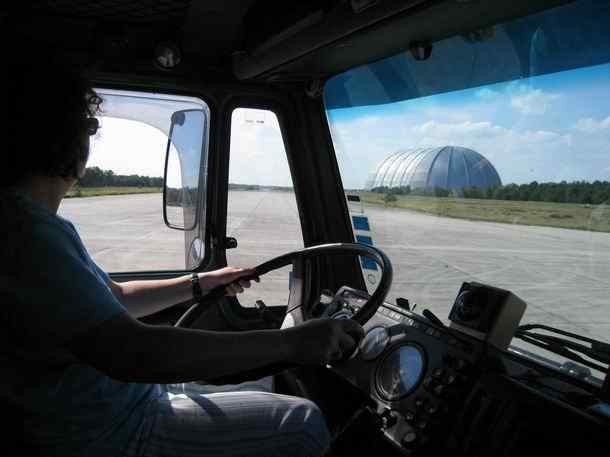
[
  {"left": 409, "top": 41, "right": 433, "bottom": 61},
  {"left": 305, "top": 79, "right": 323, "bottom": 98}
]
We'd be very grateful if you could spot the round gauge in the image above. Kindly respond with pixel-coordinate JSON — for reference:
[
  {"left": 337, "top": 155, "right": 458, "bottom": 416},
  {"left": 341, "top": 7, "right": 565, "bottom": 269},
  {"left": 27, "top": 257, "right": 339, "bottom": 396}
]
[
  {"left": 359, "top": 326, "right": 390, "bottom": 360},
  {"left": 376, "top": 344, "right": 426, "bottom": 401}
]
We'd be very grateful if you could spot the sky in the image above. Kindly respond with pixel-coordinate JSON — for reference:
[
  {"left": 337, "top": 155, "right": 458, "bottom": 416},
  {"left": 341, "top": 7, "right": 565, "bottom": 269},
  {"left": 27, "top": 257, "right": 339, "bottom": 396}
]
[
  {"left": 228, "top": 108, "right": 292, "bottom": 187},
  {"left": 326, "top": 62, "right": 610, "bottom": 189},
  {"left": 89, "top": 117, "right": 167, "bottom": 178},
  {"left": 87, "top": 62, "right": 610, "bottom": 191}
]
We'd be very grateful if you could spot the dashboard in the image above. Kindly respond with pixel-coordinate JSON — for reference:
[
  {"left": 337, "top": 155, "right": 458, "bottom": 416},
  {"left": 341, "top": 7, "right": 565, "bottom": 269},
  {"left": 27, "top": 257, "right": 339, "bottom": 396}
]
[
  {"left": 312, "top": 286, "right": 610, "bottom": 455},
  {"left": 322, "top": 287, "right": 481, "bottom": 452}
]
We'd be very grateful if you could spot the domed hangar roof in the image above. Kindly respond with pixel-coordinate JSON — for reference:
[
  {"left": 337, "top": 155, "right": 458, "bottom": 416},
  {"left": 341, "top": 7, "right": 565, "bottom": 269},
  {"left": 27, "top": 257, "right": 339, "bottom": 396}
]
[{"left": 365, "top": 146, "right": 501, "bottom": 191}]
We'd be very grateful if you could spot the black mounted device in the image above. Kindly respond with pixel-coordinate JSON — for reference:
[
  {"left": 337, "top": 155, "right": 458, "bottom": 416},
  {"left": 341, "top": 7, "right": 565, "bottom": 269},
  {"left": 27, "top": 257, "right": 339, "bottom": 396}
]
[{"left": 448, "top": 282, "right": 526, "bottom": 349}]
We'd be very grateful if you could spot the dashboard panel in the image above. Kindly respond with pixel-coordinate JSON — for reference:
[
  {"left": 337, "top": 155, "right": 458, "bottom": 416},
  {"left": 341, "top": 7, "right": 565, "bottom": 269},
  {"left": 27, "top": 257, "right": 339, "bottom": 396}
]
[
  {"left": 308, "top": 285, "right": 610, "bottom": 455},
  {"left": 329, "top": 296, "right": 483, "bottom": 452}
]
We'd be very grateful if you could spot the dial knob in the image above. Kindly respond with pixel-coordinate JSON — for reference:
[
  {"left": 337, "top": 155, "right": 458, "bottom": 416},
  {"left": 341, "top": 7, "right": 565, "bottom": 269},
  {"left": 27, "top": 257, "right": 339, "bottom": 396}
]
[{"left": 402, "top": 431, "right": 418, "bottom": 446}]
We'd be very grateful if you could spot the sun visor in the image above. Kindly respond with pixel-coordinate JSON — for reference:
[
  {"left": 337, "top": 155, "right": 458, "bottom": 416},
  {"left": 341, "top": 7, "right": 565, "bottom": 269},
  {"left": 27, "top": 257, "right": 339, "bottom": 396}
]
[{"left": 94, "top": 89, "right": 206, "bottom": 136}]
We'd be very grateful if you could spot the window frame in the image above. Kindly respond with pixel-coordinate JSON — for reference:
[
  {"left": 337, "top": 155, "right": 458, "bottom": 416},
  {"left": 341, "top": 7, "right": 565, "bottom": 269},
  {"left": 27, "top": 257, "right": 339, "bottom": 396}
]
[
  {"left": 87, "top": 83, "right": 216, "bottom": 283},
  {"left": 222, "top": 101, "right": 305, "bottom": 313},
  {"left": 209, "top": 89, "right": 368, "bottom": 329}
]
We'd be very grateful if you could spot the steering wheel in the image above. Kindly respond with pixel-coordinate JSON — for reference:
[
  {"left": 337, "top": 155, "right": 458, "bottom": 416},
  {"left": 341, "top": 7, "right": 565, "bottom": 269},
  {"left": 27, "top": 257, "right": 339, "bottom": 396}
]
[
  {"left": 175, "top": 242, "right": 393, "bottom": 384},
  {"left": 178, "top": 242, "right": 393, "bottom": 326}
]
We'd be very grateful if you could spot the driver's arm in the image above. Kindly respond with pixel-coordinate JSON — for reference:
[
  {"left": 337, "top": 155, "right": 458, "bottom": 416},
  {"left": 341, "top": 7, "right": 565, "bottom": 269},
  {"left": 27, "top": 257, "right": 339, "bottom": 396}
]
[
  {"left": 66, "top": 310, "right": 363, "bottom": 383},
  {"left": 107, "top": 267, "right": 256, "bottom": 318}
]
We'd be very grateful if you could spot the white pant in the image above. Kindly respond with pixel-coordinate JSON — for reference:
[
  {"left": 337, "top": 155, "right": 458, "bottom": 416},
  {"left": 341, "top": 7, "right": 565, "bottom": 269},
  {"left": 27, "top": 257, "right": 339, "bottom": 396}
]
[{"left": 125, "top": 386, "right": 331, "bottom": 457}]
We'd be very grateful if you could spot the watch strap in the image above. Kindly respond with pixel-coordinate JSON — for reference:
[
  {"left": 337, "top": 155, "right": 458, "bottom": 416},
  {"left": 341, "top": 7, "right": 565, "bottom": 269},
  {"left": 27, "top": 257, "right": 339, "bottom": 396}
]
[{"left": 191, "top": 273, "right": 202, "bottom": 300}]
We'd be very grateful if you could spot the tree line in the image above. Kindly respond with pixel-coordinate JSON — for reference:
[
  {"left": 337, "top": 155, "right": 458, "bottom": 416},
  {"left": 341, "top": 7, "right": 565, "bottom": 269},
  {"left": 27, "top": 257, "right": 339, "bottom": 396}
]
[
  {"left": 229, "top": 183, "right": 294, "bottom": 192},
  {"left": 371, "top": 181, "right": 610, "bottom": 205},
  {"left": 78, "top": 166, "right": 163, "bottom": 188},
  {"left": 370, "top": 185, "right": 452, "bottom": 198}
]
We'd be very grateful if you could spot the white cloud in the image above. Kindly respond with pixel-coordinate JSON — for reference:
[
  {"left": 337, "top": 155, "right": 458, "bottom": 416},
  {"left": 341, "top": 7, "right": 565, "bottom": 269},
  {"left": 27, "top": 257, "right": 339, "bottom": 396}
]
[
  {"left": 509, "top": 87, "right": 560, "bottom": 115},
  {"left": 520, "top": 130, "right": 568, "bottom": 143},
  {"left": 420, "top": 106, "right": 473, "bottom": 123},
  {"left": 412, "top": 120, "right": 507, "bottom": 138},
  {"left": 405, "top": 121, "right": 571, "bottom": 160},
  {"left": 357, "top": 115, "right": 383, "bottom": 126},
  {"left": 574, "top": 116, "right": 610, "bottom": 133}
]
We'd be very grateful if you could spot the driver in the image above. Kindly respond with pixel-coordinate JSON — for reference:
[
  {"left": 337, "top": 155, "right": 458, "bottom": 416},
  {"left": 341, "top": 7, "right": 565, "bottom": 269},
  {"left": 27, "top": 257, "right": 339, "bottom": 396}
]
[{"left": 0, "top": 45, "right": 364, "bottom": 457}]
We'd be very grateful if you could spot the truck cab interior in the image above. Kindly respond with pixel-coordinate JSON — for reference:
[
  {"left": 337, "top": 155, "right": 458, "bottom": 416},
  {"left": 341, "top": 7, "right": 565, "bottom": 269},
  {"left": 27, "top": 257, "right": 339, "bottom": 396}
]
[{"left": 4, "top": 0, "right": 610, "bottom": 455}]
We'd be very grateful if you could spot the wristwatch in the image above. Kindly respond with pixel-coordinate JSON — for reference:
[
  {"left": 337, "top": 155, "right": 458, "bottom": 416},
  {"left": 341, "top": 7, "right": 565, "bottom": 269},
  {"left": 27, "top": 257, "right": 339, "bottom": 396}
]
[{"left": 191, "top": 273, "right": 202, "bottom": 300}]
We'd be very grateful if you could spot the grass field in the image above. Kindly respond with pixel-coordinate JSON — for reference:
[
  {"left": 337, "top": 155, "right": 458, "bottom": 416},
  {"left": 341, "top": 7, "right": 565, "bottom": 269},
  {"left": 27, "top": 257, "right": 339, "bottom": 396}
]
[
  {"left": 360, "top": 192, "right": 610, "bottom": 233},
  {"left": 66, "top": 187, "right": 162, "bottom": 198}
]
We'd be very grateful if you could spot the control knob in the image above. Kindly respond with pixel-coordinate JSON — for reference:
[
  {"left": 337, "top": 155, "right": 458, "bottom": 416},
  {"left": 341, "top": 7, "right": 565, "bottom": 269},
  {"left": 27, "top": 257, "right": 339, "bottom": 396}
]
[
  {"left": 380, "top": 409, "right": 399, "bottom": 429},
  {"left": 402, "top": 431, "right": 418, "bottom": 447}
]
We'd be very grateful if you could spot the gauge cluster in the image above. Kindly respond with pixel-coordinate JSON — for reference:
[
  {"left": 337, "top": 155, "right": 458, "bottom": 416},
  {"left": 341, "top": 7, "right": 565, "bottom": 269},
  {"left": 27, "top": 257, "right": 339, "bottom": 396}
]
[
  {"left": 376, "top": 344, "right": 426, "bottom": 401},
  {"left": 326, "top": 291, "right": 483, "bottom": 453}
]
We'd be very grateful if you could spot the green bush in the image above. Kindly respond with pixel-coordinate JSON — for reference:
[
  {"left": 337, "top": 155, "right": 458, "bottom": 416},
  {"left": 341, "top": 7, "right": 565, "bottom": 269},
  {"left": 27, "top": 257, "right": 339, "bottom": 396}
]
[{"left": 384, "top": 193, "right": 398, "bottom": 205}]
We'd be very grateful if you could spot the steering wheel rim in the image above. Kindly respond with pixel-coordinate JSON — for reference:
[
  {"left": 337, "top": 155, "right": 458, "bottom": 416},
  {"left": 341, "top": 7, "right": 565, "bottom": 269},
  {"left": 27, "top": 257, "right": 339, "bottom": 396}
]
[
  {"left": 173, "top": 243, "right": 392, "bottom": 385},
  {"left": 177, "top": 243, "right": 393, "bottom": 327}
]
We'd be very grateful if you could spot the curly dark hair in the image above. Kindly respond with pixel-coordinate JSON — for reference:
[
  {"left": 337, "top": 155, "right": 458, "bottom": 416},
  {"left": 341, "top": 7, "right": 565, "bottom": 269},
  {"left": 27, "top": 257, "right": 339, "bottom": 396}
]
[{"left": 3, "top": 42, "right": 103, "bottom": 187}]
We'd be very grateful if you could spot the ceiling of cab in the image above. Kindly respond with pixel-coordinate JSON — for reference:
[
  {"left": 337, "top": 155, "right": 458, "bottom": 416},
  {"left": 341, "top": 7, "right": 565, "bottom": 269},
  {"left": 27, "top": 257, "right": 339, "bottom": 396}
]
[
  {"left": 1, "top": 0, "right": 575, "bottom": 83},
  {"left": 2, "top": 0, "right": 251, "bottom": 76},
  {"left": 1, "top": 0, "right": 335, "bottom": 77},
  {"left": 27, "top": 0, "right": 191, "bottom": 22}
]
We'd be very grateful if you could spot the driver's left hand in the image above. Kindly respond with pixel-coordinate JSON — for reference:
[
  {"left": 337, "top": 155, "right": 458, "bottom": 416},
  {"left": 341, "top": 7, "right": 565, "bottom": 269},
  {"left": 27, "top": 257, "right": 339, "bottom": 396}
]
[{"left": 198, "top": 267, "right": 259, "bottom": 296}]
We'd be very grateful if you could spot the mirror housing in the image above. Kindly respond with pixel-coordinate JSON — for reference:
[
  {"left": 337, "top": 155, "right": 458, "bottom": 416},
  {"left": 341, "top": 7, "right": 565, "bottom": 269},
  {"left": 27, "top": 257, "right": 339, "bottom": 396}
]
[{"left": 163, "top": 109, "right": 206, "bottom": 231}]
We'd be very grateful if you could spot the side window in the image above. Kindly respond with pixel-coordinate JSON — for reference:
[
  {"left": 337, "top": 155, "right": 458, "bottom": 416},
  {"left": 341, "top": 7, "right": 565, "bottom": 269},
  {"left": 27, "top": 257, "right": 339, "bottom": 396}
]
[
  {"left": 227, "top": 108, "right": 303, "bottom": 307},
  {"left": 58, "top": 89, "right": 209, "bottom": 272}
]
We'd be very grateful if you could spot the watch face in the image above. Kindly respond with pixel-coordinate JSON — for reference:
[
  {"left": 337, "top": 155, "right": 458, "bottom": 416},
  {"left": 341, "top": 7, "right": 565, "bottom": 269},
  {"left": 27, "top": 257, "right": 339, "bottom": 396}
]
[{"left": 191, "top": 273, "right": 203, "bottom": 298}]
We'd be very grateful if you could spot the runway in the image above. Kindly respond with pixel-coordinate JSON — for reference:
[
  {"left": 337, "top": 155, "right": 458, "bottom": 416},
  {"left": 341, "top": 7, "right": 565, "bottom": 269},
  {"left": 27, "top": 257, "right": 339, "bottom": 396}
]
[{"left": 59, "top": 191, "right": 610, "bottom": 343}]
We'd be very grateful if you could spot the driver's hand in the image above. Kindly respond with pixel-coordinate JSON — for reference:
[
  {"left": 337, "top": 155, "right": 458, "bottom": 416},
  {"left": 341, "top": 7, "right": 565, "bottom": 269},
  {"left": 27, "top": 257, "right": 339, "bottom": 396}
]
[
  {"left": 284, "top": 318, "right": 365, "bottom": 366},
  {"left": 198, "top": 267, "right": 259, "bottom": 296}
]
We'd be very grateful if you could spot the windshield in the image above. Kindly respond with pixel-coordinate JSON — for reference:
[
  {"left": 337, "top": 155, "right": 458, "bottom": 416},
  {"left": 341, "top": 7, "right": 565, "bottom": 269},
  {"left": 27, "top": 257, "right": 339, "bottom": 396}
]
[{"left": 324, "top": 0, "right": 610, "bottom": 372}]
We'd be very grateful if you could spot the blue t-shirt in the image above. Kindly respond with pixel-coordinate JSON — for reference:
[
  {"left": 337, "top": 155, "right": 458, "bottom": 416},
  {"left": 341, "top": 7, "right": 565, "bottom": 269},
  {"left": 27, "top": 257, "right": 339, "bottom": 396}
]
[{"left": 0, "top": 192, "right": 159, "bottom": 456}]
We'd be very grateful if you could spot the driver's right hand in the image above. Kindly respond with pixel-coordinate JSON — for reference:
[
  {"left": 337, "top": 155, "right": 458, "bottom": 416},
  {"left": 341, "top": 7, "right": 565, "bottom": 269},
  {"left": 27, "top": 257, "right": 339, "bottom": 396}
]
[{"left": 283, "top": 318, "right": 365, "bottom": 366}]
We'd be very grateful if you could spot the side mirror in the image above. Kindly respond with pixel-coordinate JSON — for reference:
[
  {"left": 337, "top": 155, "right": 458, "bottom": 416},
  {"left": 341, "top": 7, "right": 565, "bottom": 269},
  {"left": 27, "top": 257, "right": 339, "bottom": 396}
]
[{"left": 163, "top": 109, "right": 206, "bottom": 231}]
